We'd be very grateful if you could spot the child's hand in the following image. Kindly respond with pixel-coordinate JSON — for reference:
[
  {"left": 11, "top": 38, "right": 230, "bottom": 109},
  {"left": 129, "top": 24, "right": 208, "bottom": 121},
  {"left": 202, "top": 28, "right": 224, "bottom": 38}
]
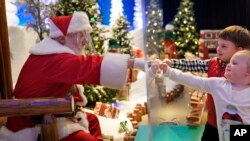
[
  {"left": 151, "top": 59, "right": 161, "bottom": 74},
  {"left": 160, "top": 63, "right": 169, "bottom": 73},
  {"left": 162, "top": 58, "right": 172, "bottom": 67}
]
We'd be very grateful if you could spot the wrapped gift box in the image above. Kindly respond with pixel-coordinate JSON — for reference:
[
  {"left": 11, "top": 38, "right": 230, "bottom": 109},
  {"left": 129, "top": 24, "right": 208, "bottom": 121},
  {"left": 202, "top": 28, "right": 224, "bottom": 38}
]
[{"left": 94, "top": 102, "right": 120, "bottom": 119}]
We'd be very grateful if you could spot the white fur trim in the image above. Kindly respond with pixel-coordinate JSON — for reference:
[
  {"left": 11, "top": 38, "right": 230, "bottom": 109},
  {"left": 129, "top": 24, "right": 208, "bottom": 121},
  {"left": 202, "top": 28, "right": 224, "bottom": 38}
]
[
  {"left": 29, "top": 38, "right": 75, "bottom": 55},
  {"left": 0, "top": 115, "right": 89, "bottom": 141},
  {"left": 75, "top": 84, "right": 88, "bottom": 106},
  {"left": 74, "top": 110, "right": 89, "bottom": 133},
  {"left": 134, "top": 58, "right": 145, "bottom": 71},
  {"left": 165, "top": 24, "right": 175, "bottom": 31},
  {"left": 67, "top": 12, "right": 93, "bottom": 34},
  {"left": 57, "top": 116, "right": 89, "bottom": 140},
  {"left": 0, "top": 126, "right": 40, "bottom": 141},
  {"left": 100, "top": 53, "right": 130, "bottom": 89}
]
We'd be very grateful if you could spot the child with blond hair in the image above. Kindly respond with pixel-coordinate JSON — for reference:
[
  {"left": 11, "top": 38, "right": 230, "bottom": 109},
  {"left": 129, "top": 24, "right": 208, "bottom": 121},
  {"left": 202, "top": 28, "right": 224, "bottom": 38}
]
[{"left": 157, "top": 50, "right": 250, "bottom": 141}]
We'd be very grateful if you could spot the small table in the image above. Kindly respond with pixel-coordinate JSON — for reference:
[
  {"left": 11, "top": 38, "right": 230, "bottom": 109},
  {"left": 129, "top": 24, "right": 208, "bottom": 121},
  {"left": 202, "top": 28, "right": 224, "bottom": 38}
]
[{"left": 135, "top": 124, "right": 204, "bottom": 141}]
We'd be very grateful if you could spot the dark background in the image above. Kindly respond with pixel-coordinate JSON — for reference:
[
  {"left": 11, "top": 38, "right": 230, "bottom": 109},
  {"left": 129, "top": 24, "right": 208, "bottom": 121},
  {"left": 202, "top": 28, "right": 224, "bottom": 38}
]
[{"left": 161, "top": 0, "right": 250, "bottom": 30}]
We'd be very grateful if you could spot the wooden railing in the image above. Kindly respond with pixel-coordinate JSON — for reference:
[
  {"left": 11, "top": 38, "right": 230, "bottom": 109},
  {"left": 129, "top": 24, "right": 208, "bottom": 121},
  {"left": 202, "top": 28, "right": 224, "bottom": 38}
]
[
  {"left": 0, "top": 0, "right": 13, "bottom": 99},
  {"left": 0, "top": 96, "right": 75, "bottom": 141}
]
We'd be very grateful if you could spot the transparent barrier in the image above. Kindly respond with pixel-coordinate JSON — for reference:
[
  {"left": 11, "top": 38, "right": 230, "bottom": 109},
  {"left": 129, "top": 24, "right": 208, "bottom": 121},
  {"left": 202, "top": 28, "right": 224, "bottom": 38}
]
[{"left": 137, "top": 0, "right": 206, "bottom": 141}]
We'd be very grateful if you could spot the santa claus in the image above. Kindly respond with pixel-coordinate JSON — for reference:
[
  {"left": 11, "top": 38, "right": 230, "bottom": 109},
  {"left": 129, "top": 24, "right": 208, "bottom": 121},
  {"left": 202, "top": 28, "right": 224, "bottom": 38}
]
[{"left": 0, "top": 11, "right": 144, "bottom": 141}]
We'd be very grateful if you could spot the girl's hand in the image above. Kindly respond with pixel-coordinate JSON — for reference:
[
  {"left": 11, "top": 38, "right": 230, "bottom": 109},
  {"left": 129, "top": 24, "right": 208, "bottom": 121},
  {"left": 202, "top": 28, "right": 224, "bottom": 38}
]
[{"left": 162, "top": 58, "right": 172, "bottom": 67}]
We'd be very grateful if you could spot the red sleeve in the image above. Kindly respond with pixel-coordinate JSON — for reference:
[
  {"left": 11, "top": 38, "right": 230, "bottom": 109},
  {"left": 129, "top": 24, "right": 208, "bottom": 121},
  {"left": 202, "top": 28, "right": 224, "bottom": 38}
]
[{"left": 49, "top": 54, "right": 103, "bottom": 85}]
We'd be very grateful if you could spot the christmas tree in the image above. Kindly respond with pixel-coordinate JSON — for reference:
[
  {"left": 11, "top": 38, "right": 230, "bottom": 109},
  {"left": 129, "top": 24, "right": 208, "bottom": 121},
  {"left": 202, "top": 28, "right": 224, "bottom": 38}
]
[
  {"left": 146, "top": 0, "right": 164, "bottom": 56},
  {"left": 51, "top": 0, "right": 118, "bottom": 108},
  {"left": 171, "top": 0, "right": 199, "bottom": 58},
  {"left": 112, "top": 14, "right": 132, "bottom": 54}
]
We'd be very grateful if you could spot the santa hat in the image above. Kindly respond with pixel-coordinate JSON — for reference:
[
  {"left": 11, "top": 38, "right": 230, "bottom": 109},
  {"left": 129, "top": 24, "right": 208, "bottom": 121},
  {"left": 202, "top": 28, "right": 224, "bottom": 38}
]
[
  {"left": 74, "top": 84, "right": 88, "bottom": 106},
  {"left": 49, "top": 11, "right": 93, "bottom": 38},
  {"left": 165, "top": 24, "right": 175, "bottom": 31}
]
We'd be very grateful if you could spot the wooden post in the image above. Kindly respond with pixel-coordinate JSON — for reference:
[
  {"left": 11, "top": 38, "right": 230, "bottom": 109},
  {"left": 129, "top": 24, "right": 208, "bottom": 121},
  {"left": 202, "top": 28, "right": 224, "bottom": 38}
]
[
  {"left": 0, "top": 97, "right": 75, "bottom": 117},
  {"left": 41, "top": 114, "right": 59, "bottom": 141},
  {"left": 0, "top": 0, "right": 13, "bottom": 99}
]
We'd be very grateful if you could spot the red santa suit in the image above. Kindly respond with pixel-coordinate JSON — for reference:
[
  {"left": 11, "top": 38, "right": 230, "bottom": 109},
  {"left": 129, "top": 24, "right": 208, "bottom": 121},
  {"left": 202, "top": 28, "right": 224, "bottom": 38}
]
[
  {"left": 3, "top": 37, "right": 130, "bottom": 141},
  {"left": 1, "top": 11, "right": 131, "bottom": 141}
]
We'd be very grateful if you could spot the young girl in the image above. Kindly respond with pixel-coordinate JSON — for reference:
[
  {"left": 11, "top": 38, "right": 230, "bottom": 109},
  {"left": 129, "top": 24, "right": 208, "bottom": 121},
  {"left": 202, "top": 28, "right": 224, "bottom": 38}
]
[{"left": 159, "top": 50, "right": 250, "bottom": 141}]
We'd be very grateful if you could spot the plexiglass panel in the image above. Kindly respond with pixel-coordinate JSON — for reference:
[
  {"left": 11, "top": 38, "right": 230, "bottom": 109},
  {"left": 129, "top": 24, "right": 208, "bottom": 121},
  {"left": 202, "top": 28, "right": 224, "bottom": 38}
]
[{"left": 138, "top": 0, "right": 205, "bottom": 140}]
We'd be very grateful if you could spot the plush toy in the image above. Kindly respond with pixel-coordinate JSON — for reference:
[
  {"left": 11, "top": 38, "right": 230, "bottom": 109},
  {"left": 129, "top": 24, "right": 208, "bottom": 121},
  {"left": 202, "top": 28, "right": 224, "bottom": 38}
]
[
  {"left": 74, "top": 84, "right": 88, "bottom": 106},
  {"left": 72, "top": 84, "right": 89, "bottom": 132},
  {"left": 164, "top": 24, "right": 177, "bottom": 59}
]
